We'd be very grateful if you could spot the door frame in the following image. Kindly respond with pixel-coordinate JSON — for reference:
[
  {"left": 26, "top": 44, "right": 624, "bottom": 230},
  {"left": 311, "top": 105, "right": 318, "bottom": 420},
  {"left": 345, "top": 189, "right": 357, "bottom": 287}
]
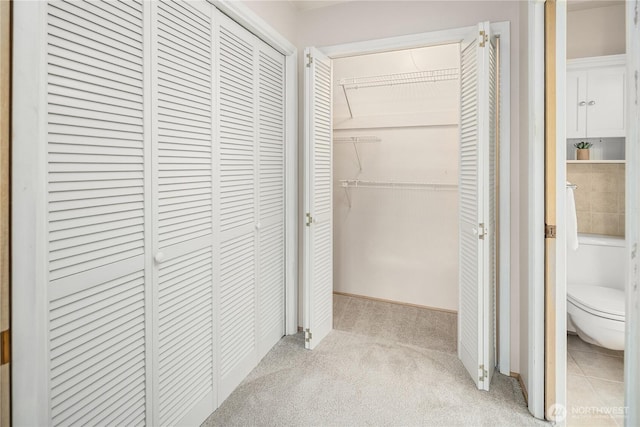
[
  {"left": 529, "top": 0, "right": 570, "bottom": 420},
  {"left": 624, "top": 0, "right": 640, "bottom": 422},
  {"left": 527, "top": 0, "right": 546, "bottom": 419},
  {"left": 543, "top": 0, "right": 567, "bottom": 421},
  {"left": 0, "top": 1, "right": 11, "bottom": 425},
  {"left": 312, "top": 21, "right": 512, "bottom": 375},
  {"left": 532, "top": 0, "right": 640, "bottom": 423}
]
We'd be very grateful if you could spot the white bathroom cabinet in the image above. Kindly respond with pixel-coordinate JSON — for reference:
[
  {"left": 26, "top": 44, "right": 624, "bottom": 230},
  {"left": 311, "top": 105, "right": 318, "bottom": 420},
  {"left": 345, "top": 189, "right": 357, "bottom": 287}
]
[{"left": 566, "top": 55, "right": 626, "bottom": 139}]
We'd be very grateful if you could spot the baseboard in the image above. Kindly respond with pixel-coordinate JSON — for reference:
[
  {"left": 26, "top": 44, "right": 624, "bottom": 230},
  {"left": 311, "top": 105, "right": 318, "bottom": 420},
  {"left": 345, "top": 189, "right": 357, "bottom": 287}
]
[
  {"left": 333, "top": 291, "right": 458, "bottom": 314},
  {"left": 510, "top": 371, "right": 528, "bottom": 405}
]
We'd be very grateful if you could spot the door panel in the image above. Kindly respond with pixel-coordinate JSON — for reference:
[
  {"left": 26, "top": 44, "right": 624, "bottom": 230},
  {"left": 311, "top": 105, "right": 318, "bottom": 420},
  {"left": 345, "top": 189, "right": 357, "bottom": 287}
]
[
  {"left": 256, "top": 42, "right": 286, "bottom": 359},
  {"left": 458, "top": 22, "right": 497, "bottom": 391},
  {"left": 151, "top": 2, "right": 216, "bottom": 424},
  {"left": 303, "top": 47, "right": 333, "bottom": 350},
  {"left": 459, "top": 28, "right": 483, "bottom": 390},
  {"left": 214, "top": 11, "right": 258, "bottom": 402},
  {"left": 486, "top": 32, "right": 498, "bottom": 389},
  {"left": 45, "top": 1, "right": 149, "bottom": 423}
]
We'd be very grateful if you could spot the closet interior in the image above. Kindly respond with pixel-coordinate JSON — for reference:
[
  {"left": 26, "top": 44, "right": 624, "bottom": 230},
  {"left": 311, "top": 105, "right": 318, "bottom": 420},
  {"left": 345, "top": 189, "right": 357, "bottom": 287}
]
[{"left": 332, "top": 44, "right": 461, "bottom": 312}]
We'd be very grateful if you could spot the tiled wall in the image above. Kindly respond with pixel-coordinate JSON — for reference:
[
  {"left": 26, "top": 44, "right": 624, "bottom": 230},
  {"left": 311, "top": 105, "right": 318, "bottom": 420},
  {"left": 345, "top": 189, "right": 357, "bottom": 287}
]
[{"left": 567, "top": 163, "right": 625, "bottom": 236}]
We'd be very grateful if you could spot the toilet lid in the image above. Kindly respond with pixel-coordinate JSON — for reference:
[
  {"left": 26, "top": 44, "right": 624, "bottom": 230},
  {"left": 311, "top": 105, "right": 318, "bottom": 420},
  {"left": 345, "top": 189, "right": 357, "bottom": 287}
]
[{"left": 567, "top": 284, "right": 625, "bottom": 320}]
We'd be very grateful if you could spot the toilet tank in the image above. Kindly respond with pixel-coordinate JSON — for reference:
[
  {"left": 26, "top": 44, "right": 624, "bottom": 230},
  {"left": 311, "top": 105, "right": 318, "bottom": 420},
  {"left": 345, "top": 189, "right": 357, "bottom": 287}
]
[{"left": 567, "top": 233, "right": 626, "bottom": 290}]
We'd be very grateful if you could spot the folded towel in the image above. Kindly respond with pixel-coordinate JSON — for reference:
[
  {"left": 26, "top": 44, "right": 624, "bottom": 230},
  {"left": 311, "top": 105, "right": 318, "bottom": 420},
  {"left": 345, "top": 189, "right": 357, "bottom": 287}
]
[{"left": 566, "top": 182, "right": 579, "bottom": 251}]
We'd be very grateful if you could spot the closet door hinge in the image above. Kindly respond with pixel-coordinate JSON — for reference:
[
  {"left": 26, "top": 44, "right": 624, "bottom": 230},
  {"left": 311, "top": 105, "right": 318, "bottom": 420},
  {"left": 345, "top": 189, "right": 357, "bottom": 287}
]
[
  {"left": 306, "top": 212, "right": 313, "bottom": 227},
  {"left": 304, "top": 328, "right": 313, "bottom": 343},
  {"left": 479, "top": 30, "right": 488, "bottom": 47},
  {"left": 306, "top": 53, "right": 313, "bottom": 67},
  {"left": 0, "top": 330, "right": 10, "bottom": 365},
  {"left": 545, "top": 224, "right": 557, "bottom": 239},
  {"left": 478, "top": 223, "right": 487, "bottom": 240},
  {"left": 479, "top": 364, "right": 487, "bottom": 381}
]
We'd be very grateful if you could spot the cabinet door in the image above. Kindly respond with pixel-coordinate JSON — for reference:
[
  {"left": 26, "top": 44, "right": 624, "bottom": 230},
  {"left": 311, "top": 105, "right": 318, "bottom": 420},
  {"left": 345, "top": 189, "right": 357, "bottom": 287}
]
[
  {"left": 586, "top": 66, "right": 626, "bottom": 137},
  {"left": 566, "top": 70, "right": 587, "bottom": 139}
]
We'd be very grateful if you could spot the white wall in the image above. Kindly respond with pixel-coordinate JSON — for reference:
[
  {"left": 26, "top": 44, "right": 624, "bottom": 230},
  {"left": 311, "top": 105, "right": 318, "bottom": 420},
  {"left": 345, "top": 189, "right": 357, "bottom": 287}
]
[
  {"left": 242, "top": 0, "right": 529, "bottom": 378},
  {"left": 567, "top": 3, "right": 625, "bottom": 59},
  {"left": 332, "top": 46, "right": 459, "bottom": 311},
  {"left": 241, "top": 1, "right": 298, "bottom": 45}
]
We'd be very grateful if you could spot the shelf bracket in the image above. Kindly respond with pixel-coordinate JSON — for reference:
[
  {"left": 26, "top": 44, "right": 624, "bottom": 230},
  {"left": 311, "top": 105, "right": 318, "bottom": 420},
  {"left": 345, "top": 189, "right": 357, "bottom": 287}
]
[
  {"left": 341, "top": 181, "right": 352, "bottom": 209},
  {"left": 340, "top": 84, "right": 354, "bottom": 118},
  {"left": 351, "top": 139, "right": 363, "bottom": 172},
  {"left": 333, "top": 136, "right": 380, "bottom": 173}
]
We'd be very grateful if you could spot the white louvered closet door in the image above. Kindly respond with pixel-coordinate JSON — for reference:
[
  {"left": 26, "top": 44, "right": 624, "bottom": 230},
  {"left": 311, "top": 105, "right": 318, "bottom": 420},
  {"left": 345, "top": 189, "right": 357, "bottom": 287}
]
[
  {"left": 30, "top": 2, "right": 288, "bottom": 424},
  {"left": 213, "top": 11, "right": 259, "bottom": 402},
  {"left": 458, "top": 22, "right": 497, "bottom": 391},
  {"left": 303, "top": 47, "right": 333, "bottom": 350},
  {"left": 46, "top": 1, "right": 149, "bottom": 424},
  {"left": 256, "top": 40, "right": 286, "bottom": 360},
  {"left": 151, "top": 1, "right": 216, "bottom": 425}
]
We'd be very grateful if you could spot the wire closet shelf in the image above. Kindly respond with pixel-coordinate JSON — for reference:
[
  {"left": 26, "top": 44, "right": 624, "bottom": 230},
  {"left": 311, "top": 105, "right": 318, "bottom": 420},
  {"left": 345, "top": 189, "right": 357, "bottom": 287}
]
[
  {"left": 337, "top": 68, "right": 459, "bottom": 119},
  {"left": 339, "top": 179, "right": 458, "bottom": 191},
  {"left": 338, "top": 68, "right": 460, "bottom": 90}
]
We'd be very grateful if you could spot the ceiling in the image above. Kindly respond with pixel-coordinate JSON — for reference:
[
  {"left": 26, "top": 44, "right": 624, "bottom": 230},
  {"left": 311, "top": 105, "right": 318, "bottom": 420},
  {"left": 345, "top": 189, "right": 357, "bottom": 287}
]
[
  {"left": 567, "top": 0, "right": 625, "bottom": 11},
  {"left": 287, "top": 0, "right": 624, "bottom": 13},
  {"left": 288, "top": 0, "right": 352, "bottom": 11}
]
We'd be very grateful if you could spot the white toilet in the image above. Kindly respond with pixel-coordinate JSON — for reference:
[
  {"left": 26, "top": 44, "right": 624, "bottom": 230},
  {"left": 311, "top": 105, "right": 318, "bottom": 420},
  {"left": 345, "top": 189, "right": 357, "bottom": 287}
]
[{"left": 567, "top": 233, "right": 626, "bottom": 351}]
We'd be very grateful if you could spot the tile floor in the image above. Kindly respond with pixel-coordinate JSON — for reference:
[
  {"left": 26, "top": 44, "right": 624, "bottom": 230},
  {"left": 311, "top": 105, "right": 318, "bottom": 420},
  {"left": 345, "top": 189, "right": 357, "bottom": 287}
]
[{"left": 566, "top": 334, "right": 625, "bottom": 426}]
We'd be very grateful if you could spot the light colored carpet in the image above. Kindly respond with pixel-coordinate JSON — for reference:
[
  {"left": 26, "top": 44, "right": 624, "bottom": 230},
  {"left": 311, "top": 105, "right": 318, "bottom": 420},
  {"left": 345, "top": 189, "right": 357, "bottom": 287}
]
[{"left": 203, "top": 295, "right": 546, "bottom": 426}]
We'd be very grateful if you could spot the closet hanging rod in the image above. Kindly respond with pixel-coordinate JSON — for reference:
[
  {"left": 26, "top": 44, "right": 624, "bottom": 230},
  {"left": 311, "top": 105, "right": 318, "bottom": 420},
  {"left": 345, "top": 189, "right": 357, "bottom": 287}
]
[
  {"left": 339, "top": 179, "right": 458, "bottom": 191},
  {"left": 338, "top": 68, "right": 459, "bottom": 90},
  {"left": 333, "top": 136, "right": 381, "bottom": 143}
]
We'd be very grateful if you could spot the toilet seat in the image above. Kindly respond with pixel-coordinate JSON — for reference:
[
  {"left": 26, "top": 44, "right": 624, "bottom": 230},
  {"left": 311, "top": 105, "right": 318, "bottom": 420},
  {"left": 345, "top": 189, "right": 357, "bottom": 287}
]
[{"left": 567, "top": 284, "right": 625, "bottom": 322}]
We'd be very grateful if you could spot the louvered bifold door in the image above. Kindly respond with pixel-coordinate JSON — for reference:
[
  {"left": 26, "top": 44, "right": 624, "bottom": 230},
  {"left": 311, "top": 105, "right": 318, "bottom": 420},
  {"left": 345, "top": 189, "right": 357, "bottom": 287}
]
[
  {"left": 458, "top": 22, "right": 497, "bottom": 391},
  {"left": 256, "top": 40, "right": 286, "bottom": 360},
  {"left": 213, "top": 10, "right": 259, "bottom": 402},
  {"left": 303, "top": 47, "right": 333, "bottom": 350},
  {"left": 150, "top": 1, "right": 216, "bottom": 425},
  {"left": 46, "top": 1, "right": 149, "bottom": 425}
]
